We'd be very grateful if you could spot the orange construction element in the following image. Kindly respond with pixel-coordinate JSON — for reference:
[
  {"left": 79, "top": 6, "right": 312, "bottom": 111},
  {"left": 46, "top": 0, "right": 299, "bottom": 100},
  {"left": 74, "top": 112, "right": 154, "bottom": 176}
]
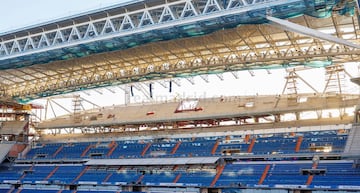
[
  {"left": 8, "top": 144, "right": 26, "bottom": 157},
  {"left": 72, "top": 166, "right": 89, "bottom": 183},
  {"left": 44, "top": 166, "right": 59, "bottom": 180},
  {"left": 6, "top": 187, "right": 14, "bottom": 193},
  {"left": 211, "top": 140, "right": 220, "bottom": 155},
  {"left": 103, "top": 173, "right": 113, "bottom": 183},
  {"left": 53, "top": 145, "right": 64, "bottom": 157},
  {"left": 171, "top": 141, "right": 182, "bottom": 154},
  {"left": 173, "top": 173, "right": 182, "bottom": 183},
  {"left": 210, "top": 165, "right": 225, "bottom": 187},
  {"left": 19, "top": 165, "right": 33, "bottom": 180},
  {"left": 137, "top": 175, "right": 145, "bottom": 184},
  {"left": 247, "top": 138, "right": 256, "bottom": 153},
  {"left": 81, "top": 145, "right": 93, "bottom": 157},
  {"left": 14, "top": 189, "right": 22, "bottom": 193},
  {"left": 141, "top": 143, "right": 151, "bottom": 156},
  {"left": 258, "top": 165, "right": 271, "bottom": 185},
  {"left": 107, "top": 142, "right": 118, "bottom": 156},
  {"left": 295, "top": 136, "right": 303, "bottom": 152},
  {"left": 244, "top": 134, "right": 250, "bottom": 143},
  {"left": 306, "top": 163, "right": 318, "bottom": 185},
  {"left": 306, "top": 175, "right": 314, "bottom": 185}
]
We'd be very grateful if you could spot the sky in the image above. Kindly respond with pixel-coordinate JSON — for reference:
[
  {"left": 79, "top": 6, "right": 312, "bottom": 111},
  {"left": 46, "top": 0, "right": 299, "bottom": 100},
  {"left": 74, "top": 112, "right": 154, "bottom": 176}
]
[
  {"left": 0, "top": 0, "right": 128, "bottom": 33},
  {"left": 0, "top": 0, "right": 359, "bottom": 119}
]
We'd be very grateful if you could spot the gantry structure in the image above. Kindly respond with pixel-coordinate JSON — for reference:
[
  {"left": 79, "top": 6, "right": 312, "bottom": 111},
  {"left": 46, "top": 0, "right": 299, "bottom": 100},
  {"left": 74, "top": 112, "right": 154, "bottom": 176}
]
[{"left": 0, "top": 0, "right": 359, "bottom": 104}]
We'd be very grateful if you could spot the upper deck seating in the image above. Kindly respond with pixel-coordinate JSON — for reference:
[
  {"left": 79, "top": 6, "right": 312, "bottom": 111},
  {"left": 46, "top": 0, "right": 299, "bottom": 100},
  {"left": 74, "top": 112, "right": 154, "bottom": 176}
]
[
  {"left": 175, "top": 138, "right": 217, "bottom": 157},
  {"left": 23, "top": 130, "right": 349, "bottom": 161},
  {"left": 110, "top": 141, "right": 147, "bottom": 158}
]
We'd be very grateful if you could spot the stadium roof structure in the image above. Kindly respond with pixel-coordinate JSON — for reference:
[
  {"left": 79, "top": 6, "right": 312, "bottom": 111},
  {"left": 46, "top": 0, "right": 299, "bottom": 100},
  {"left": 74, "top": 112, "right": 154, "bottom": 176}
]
[{"left": 0, "top": 0, "right": 359, "bottom": 103}]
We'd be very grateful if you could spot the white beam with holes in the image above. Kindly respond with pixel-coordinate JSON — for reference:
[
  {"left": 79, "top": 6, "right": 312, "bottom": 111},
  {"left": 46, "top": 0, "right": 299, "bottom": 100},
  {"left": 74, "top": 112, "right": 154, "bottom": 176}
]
[
  {"left": 10, "top": 40, "right": 21, "bottom": 54},
  {"left": 171, "top": 78, "right": 181, "bottom": 87},
  {"left": 53, "top": 30, "right": 66, "bottom": 45},
  {"left": 84, "top": 23, "right": 98, "bottom": 39},
  {"left": 139, "top": 10, "right": 155, "bottom": 27},
  {"left": 231, "top": 71, "right": 239, "bottom": 79},
  {"left": 181, "top": 0, "right": 199, "bottom": 18},
  {"left": 133, "top": 83, "right": 154, "bottom": 101},
  {"left": 38, "top": 33, "right": 50, "bottom": 48},
  {"left": 267, "top": 15, "right": 360, "bottom": 49},
  {"left": 101, "top": 19, "right": 116, "bottom": 35},
  {"left": 204, "top": 0, "right": 222, "bottom": 13},
  {"left": 186, "top": 77, "right": 195, "bottom": 85},
  {"left": 157, "top": 80, "right": 169, "bottom": 88},
  {"left": 159, "top": 5, "right": 176, "bottom": 22},
  {"left": 200, "top": 74, "right": 209, "bottom": 83},
  {"left": 24, "top": 37, "right": 35, "bottom": 51},
  {"left": 216, "top": 73, "right": 224, "bottom": 81},
  {"left": 0, "top": 0, "right": 298, "bottom": 61},
  {"left": 0, "top": 43, "right": 8, "bottom": 55}
]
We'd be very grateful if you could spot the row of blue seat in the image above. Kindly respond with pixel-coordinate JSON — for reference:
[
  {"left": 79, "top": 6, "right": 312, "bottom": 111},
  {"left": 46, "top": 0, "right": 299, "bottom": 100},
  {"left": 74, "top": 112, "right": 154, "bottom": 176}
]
[
  {"left": 24, "top": 130, "right": 348, "bottom": 160},
  {"left": 1, "top": 161, "right": 360, "bottom": 188},
  {"left": 217, "top": 161, "right": 360, "bottom": 187},
  {"left": 0, "top": 189, "right": 144, "bottom": 193}
]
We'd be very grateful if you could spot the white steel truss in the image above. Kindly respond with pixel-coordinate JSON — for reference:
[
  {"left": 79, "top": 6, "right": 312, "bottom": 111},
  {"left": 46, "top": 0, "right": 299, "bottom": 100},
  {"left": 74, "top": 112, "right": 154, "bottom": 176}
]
[{"left": 0, "top": 0, "right": 301, "bottom": 60}]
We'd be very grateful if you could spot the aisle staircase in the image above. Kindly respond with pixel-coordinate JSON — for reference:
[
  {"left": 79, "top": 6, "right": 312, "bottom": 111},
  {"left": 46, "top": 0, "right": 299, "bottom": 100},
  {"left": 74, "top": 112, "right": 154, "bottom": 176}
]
[
  {"left": 344, "top": 124, "right": 360, "bottom": 157},
  {"left": 0, "top": 143, "right": 14, "bottom": 163},
  {"left": 258, "top": 165, "right": 271, "bottom": 185},
  {"left": 210, "top": 165, "right": 225, "bottom": 187}
]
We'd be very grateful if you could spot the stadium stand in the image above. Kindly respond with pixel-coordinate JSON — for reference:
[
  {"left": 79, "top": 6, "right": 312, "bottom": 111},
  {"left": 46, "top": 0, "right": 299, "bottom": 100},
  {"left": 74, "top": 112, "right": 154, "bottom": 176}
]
[
  {"left": 0, "top": 126, "right": 359, "bottom": 192},
  {"left": 21, "top": 129, "right": 348, "bottom": 160}
]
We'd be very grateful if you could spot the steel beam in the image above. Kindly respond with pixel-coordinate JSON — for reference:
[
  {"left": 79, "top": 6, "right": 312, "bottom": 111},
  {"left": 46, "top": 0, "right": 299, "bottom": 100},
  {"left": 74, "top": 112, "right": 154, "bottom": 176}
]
[
  {"left": 0, "top": 0, "right": 301, "bottom": 60},
  {"left": 266, "top": 16, "right": 360, "bottom": 49}
]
